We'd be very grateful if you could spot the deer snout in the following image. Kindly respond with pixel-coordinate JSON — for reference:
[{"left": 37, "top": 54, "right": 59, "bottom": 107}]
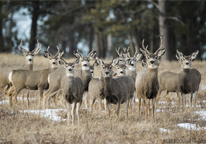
[
  {"left": 105, "top": 72, "right": 109, "bottom": 75},
  {"left": 186, "top": 62, "right": 189, "bottom": 65},
  {"left": 131, "top": 63, "right": 134, "bottom": 66},
  {"left": 68, "top": 69, "right": 72, "bottom": 71},
  {"left": 120, "top": 71, "right": 124, "bottom": 74},
  {"left": 52, "top": 62, "right": 56, "bottom": 64},
  {"left": 29, "top": 59, "right": 32, "bottom": 61},
  {"left": 150, "top": 61, "right": 154, "bottom": 64},
  {"left": 83, "top": 64, "right": 88, "bottom": 66}
]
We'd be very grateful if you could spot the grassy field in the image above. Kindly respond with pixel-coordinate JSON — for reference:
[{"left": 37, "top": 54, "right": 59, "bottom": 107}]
[{"left": 0, "top": 53, "right": 206, "bottom": 143}]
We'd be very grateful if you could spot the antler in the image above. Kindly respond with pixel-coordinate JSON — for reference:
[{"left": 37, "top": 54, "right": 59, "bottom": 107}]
[
  {"left": 142, "top": 39, "right": 149, "bottom": 54},
  {"left": 36, "top": 39, "right": 41, "bottom": 50},
  {"left": 76, "top": 49, "right": 83, "bottom": 58},
  {"left": 55, "top": 46, "right": 60, "bottom": 57},
  {"left": 19, "top": 40, "right": 23, "bottom": 50},
  {"left": 47, "top": 46, "right": 52, "bottom": 56},
  {"left": 115, "top": 47, "right": 122, "bottom": 57},
  {"left": 134, "top": 47, "right": 138, "bottom": 56},
  {"left": 154, "top": 36, "right": 165, "bottom": 55}
]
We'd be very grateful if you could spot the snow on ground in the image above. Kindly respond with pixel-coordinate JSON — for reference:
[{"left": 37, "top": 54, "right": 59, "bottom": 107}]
[
  {"left": 177, "top": 123, "right": 206, "bottom": 130},
  {"left": 0, "top": 97, "right": 36, "bottom": 105},
  {"left": 200, "top": 85, "right": 206, "bottom": 90},
  {"left": 195, "top": 110, "right": 206, "bottom": 119},
  {"left": 20, "top": 109, "right": 67, "bottom": 121},
  {"left": 0, "top": 100, "right": 9, "bottom": 105},
  {"left": 159, "top": 128, "right": 170, "bottom": 133}
]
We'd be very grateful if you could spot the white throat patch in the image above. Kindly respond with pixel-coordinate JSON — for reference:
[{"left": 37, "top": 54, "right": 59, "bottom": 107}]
[
  {"left": 66, "top": 73, "right": 74, "bottom": 77},
  {"left": 9, "top": 71, "right": 13, "bottom": 83},
  {"left": 128, "top": 66, "right": 136, "bottom": 71},
  {"left": 26, "top": 55, "right": 33, "bottom": 64}
]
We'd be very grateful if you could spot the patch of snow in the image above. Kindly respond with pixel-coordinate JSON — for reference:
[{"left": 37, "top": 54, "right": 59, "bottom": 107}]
[
  {"left": 200, "top": 85, "right": 206, "bottom": 90},
  {"left": 177, "top": 123, "right": 206, "bottom": 130},
  {"left": 195, "top": 111, "right": 206, "bottom": 119},
  {"left": 19, "top": 109, "right": 67, "bottom": 121},
  {"left": 0, "top": 100, "right": 9, "bottom": 105},
  {"left": 159, "top": 128, "right": 170, "bottom": 133}
]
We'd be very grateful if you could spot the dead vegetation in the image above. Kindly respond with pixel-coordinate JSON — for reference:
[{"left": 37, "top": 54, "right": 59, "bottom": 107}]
[{"left": 0, "top": 53, "right": 206, "bottom": 143}]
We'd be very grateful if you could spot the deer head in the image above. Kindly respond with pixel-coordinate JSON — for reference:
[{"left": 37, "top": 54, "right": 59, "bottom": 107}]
[
  {"left": 140, "top": 37, "right": 166, "bottom": 69},
  {"left": 73, "top": 49, "right": 96, "bottom": 71},
  {"left": 115, "top": 47, "right": 130, "bottom": 65},
  {"left": 19, "top": 40, "right": 41, "bottom": 64},
  {"left": 43, "top": 46, "right": 64, "bottom": 69},
  {"left": 125, "top": 47, "right": 142, "bottom": 71},
  {"left": 176, "top": 50, "right": 199, "bottom": 70},
  {"left": 96, "top": 57, "right": 119, "bottom": 78},
  {"left": 59, "top": 58, "right": 80, "bottom": 77}
]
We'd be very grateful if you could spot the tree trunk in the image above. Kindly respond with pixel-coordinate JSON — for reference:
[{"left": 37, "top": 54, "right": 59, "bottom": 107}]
[
  {"left": 29, "top": 0, "right": 39, "bottom": 51},
  {"left": 68, "top": 30, "right": 75, "bottom": 57},
  {"left": 128, "top": 33, "right": 134, "bottom": 56},
  {"left": 94, "top": 28, "right": 105, "bottom": 58},
  {"left": 158, "top": 0, "right": 169, "bottom": 61},
  {"left": 0, "top": 2, "right": 5, "bottom": 52},
  {"left": 88, "top": 25, "right": 93, "bottom": 52}
]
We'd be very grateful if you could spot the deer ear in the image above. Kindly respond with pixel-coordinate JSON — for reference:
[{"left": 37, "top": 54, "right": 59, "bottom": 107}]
[
  {"left": 43, "top": 51, "right": 50, "bottom": 58},
  {"left": 88, "top": 51, "right": 97, "bottom": 60},
  {"left": 190, "top": 50, "right": 199, "bottom": 61},
  {"left": 73, "top": 58, "right": 80, "bottom": 66},
  {"left": 59, "top": 59, "right": 67, "bottom": 68},
  {"left": 111, "top": 58, "right": 119, "bottom": 67},
  {"left": 176, "top": 50, "right": 183, "bottom": 62},
  {"left": 156, "top": 48, "right": 166, "bottom": 57},
  {"left": 135, "top": 54, "right": 142, "bottom": 61},
  {"left": 32, "top": 47, "right": 41, "bottom": 55},
  {"left": 96, "top": 57, "right": 104, "bottom": 67},
  {"left": 142, "top": 60, "right": 147, "bottom": 68}
]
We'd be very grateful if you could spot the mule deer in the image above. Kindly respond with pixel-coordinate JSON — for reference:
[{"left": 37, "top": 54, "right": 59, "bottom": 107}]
[
  {"left": 89, "top": 58, "right": 132, "bottom": 120},
  {"left": 44, "top": 58, "right": 84, "bottom": 126},
  {"left": 8, "top": 46, "right": 64, "bottom": 107},
  {"left": 156, "top": 50, "right": 201, "bottom": 108},
  {"left": 0, "top": 40, "right": 41, "bottom": 107},
  {"left": 135, "top": 37, "right": 166, "bottom": 119},
  {"left": 43, "top": 50, "right": 96, "bottom": 109}
]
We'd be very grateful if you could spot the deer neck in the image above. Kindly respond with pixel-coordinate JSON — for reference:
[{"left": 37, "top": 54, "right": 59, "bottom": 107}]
[
  {"left": 146, "top": 68, "right": 158, "bottom": 81},
  {"left": 26, "top": 64, "right": 33, "bottom": 70},
  {"left": 50, "top": 66, "right": 57, "bottom": 71}
]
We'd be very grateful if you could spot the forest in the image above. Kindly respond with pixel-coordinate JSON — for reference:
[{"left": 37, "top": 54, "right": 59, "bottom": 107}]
[{"left": 0, "top": 0, "right": 206, "bottom": 60}]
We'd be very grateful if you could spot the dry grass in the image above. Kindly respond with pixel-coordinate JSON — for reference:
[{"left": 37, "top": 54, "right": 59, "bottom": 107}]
[{"left": 0, "top": 54, "right": 206, "bottom": 143}]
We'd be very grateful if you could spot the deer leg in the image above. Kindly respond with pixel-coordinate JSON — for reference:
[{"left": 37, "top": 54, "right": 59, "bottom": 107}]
[
  {"left": 21, "top": 90, "right": 24, "bottom": 107},
  {"left": 152, "top": 98, "right": 156, "bottom": 118},
  {"left": 155, "top": 91, "right": 162, "bottom": 109},
  {"left": 71, "top": 103, "right": 76, "bottom": 126},
  {"left": 165, "top": 91, "right": 171, "bottom": 106},
  {"left": 125, "top": 98, "right": 129, "bottom": 120},
  {"left": 115, "top": 101, "right": 120, "bottom": 121},
  {"left": 38, "top": 87, "right": 43, "bottom": 106},
  {"left": 138, "top": 97, "right": 141, "bottom": 116},
  {"left": 177, "top": 92, "right": 181, "bottom": 108},
  {"left": 8, "top": 86, "right": 14, "bottom": 108},
  {"left": 90, "top": 98, "right": 95, "bottom": 113},
  {"left": 26, "top": 90, "right": 29, "bottom": 108},
  {"left": 76, "top": 102, "right": 80, "bottom": 126},
  {"left": 182, "top": 93, "right": 186, "bottom": 107},
  {"left": 148, "top": 99, "right": 150, "bottom": 116},
  {"left": 145, "top": 99, "right": 148, "bottom": 120},
  {"left": 193, "top": 91, "right": 198, "bottom": 108},
  {"left": 189, "top": 93, "right": 192, "bottom": 107},
  {"left": 83, "top": 92, "right": 88, "bottom": 109},
  {"left": 98, "top": 99, "right": 102, "bottom": 111},
  {"left": 104, "top": 99, "right": 111, "bottom": 119},
  {"left": 66, "top": 102, "right": 71, "bottom": 126}
]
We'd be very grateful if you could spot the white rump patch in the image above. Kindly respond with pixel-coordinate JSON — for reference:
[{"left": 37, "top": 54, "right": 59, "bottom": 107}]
[{"left": 8, "top": 71, "right": 13, "bottom": 83}]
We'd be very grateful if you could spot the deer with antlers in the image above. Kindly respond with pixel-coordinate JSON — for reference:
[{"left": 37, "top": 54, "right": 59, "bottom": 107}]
[
  {"left": 0, "top": 40, "right": 41, "bottom": 107},
  {"left": 135, "top": 37, "right": 166, "bottom": 119},
  {"left": 8, "top": 46, "right": 64, "bottom": 107}
]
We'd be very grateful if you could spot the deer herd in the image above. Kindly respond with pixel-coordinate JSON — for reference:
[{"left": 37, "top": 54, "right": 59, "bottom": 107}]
[{"left": 0, "top": 37, "right": 201, "bottom": 126}]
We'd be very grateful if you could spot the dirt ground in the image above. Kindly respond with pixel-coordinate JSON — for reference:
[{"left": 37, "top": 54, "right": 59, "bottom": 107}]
[{"left": 0, "top": 53, "right": 206, "bottom": 143}]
